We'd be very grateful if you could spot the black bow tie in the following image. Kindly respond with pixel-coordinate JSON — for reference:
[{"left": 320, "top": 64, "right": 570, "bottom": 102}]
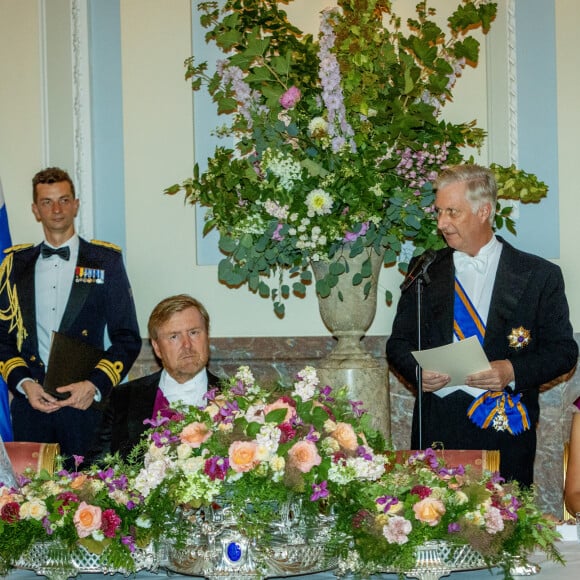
[{"left": 41, "top": 244, "right": 70, "bottom": 261}]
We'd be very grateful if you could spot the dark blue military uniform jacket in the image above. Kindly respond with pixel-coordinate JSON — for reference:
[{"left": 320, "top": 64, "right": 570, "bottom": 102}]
[{"left": 0, "top": 237, "right": 141, "bottom": 399}]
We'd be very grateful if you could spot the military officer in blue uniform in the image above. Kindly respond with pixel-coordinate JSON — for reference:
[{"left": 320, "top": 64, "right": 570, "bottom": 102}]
[{"left": 0, "top": 167, "right": 141, "bottom": 468}]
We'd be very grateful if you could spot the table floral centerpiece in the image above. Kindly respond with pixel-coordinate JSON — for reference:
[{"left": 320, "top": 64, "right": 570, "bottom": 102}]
[
  {"left": 0, "top": 366, "right": 563, "bottom": 578},
  {"left": 125, "top": 365, "right": 560, "bottom": 579},
  {"left": 166, "top": 0, "right": 547, "bottom": 316},
  {"left": 126, "top": 365, "right": 388, "bottom": 553},
  {"left": 0, "top": 457, "right": 161, "bottom": 576}
]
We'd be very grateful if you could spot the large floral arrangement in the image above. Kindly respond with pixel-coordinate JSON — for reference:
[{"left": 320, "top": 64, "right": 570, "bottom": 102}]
[
  {"left": 0, "top": 366, "right": 563, "bottom": 577},
  {"left": 0, "top": 458, "right": 159, "bottom": 574},
  {"left": 126, "top": 365, "right": 387, "bottom": 541},
  {"left": 338, "top": 449, "right": 563, "bottom": 576},
  {"left": 166, "top": 0, "right": 547, "bottom": 315},
  {"left": 126, "top": 366, "right": 559, "bottom": 576}
]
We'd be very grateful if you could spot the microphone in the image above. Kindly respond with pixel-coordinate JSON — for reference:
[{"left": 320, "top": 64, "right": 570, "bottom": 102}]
[{"left": 400, "top": 250, "right": 437, "bottom": 292}]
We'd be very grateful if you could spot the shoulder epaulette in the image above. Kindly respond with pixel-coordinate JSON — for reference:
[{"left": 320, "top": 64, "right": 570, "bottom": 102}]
[
  {"left": 3, "top": 243, "right": 34, "bottom": 255},
  {"left": 90, "top": 239, "right": 122, "bottom": 252}
]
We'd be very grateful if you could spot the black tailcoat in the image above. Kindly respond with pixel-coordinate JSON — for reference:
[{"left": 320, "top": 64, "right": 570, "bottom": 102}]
[
  {"left": 104, "top": 369, "right": 222, "bottom": 459},
  {"left": 386, "top": 237, "right": 578, "bottom": 486}
]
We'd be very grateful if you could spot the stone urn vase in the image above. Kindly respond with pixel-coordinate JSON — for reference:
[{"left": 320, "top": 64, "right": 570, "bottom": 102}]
[{"left": 311, "top": 246, "right": 390, "bottom": 438}]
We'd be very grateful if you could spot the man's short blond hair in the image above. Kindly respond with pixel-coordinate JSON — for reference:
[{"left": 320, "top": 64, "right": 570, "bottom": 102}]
[{"left": 148, "top": 294, "right": 210, "bottom": 340}]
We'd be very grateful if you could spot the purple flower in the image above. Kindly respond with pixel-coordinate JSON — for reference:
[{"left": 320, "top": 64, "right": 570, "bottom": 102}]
[
  {"left": 356, "top": 445, "right": 372, "bottom": 461},
  {"left": 272, "top": 223, "right": 284, "bottom": 241},
  {"left": 343, "top": 221, "right": 369, "bottom": 242},
  {"left": 318, "top": 9, "right": 356, "bottom": 152},
  {"left": 349, "top": 400, "right": 365, "bottom": 418},
  {"left": 448, "top": 522, "right": 461, "bottom": 533},
  {"left": 408, "top": 448, "right": 439, "bottom": 470},
  {"left": 122, "top": 535, "right": 136, "bottom": 553},
  {"left": 98, "top": 467, "right": 115, "bottom": 481},
  {"left": 143, "top": 416, "right": 170, "bottom": 428},
  {"left": 438, "top": 464, "right": 465, "bottom": 477},
  {"left": 204, "top": 388, "right": 219, "bottom": 401},
  {"left": 42, "top": 516, "right": 54, "bottom": 535},
  {"left": 231, "top": 381, "right": 246, "bottom": 396},
  {"left": 204, "top": 456, "right": 229, "bottom": 481},
  {"left": 376, "top": 495, "right": 399, "bottom": 512},
  {"left": 311, "top": 481, "right": 329, "bottom": 502},
  {"left": 318, "top": 385, "right": 334, "bottom": 403},
  {"left": 73, "top": 455, "right": 84, "bottom": 470},
  {"left": 279, "top": 86, "right": 301, "bottom": 109},
  {"left": 151, "top": 429, "right": 180, "bottom": 448},
  {"left": 216, "top": 400, "right": 239, "bottom": 424},
  {"left": 305, "top": 425, "right": 319, "bottom": 442},
  {"left": 16, "top": 474, "right": 31, "bottom": 487}
]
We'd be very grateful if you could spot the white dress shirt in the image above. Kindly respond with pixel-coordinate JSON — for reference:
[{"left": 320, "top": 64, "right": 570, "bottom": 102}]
[
  {"left": 17, "top": 235, "right": 79, "bottom": 397},
  {"left": 35, "top": 235, "right": 79, "bottom": 366},
  {"left": 435, "top": 235, "right": 503, "bottom": 397},
  {"left": 452, "top": 235, "right": 502, "bottom": 329},
  {"left": 159, "top": 368, "right": 209, "bottom": 408}
]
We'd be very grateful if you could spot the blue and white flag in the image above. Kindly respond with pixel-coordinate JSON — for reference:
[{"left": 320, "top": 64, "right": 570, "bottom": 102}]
[{"left": 0, "top": 178, "right": 13, "bottom": 442}]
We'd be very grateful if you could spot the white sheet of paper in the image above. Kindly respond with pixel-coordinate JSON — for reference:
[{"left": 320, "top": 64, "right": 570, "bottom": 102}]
[{"left": 411, "top": 336, "right": 492, "bottom": 398}]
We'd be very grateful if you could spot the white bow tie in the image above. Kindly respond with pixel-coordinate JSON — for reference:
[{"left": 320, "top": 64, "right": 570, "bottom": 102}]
[{"left": 454, "top": 251, "right": 487, "bottom": 275}]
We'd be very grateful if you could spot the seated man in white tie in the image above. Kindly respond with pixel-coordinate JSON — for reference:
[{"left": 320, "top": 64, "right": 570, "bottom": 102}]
[
  {"left": 93, "top": 294, "right": 222, "bottom": 460},
  {"left": 386, "top": 164, "right": 578, "bottom": 487}
]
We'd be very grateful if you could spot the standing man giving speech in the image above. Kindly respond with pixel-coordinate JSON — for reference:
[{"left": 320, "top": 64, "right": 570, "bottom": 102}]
[
  {"left": 0, "top": 167, "right": 141, "bottom": 467},
  {"left": 386, "top": 164, "right": 577, "bottom": 487}
]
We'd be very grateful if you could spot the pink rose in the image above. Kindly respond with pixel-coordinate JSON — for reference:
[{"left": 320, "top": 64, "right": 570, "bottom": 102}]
[
  {"left": 288, "top": 440, "right": 321, "bottom": 473},
  {"left": 229, "top": 441, "right": 259, "bottom": 473},
  {"left": 331, "top": 422, "right": 358, "bottom": 451},
  {"left": 413, "top": 497, "right": 446, "bottom": 526},
  {"left": 73, "top": 501, "right": 102, "bottom": 538},
  {"left": 484, "top": 506, "right": 505, "bottom": 534},
  {"left": 279, "top": 86, "right": 301, "bottom": 109},
  {"left": 383, "top": 515, "right": 412, "bottom": 544},
  {"left": 180, "top": 422, "right": 212, "bottom": 448}
]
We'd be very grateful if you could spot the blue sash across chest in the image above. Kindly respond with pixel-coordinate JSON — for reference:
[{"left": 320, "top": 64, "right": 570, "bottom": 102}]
[{"left": 453, "top": 277, "right": 529, "bottom": 436}]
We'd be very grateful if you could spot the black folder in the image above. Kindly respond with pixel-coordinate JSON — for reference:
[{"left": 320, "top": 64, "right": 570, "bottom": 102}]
[{"left": 43, "top": 332, "right": 106, "bottom": 400}]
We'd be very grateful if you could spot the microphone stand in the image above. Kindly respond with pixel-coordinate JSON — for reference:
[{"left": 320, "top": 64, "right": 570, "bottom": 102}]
[
  {"left": 400, "top": 251, "right": 435, "bottom": 450},
  {"left": 415, "top": 276, "right": 425, "bottom": 450}
]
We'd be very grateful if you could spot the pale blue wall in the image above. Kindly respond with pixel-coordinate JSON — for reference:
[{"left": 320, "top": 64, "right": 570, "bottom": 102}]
[
  {"left": 501, "top": 0, "right": 559, "bottom": 258},
  {"left": 88, "top": 0, "right": 127, "bottom": 250}
]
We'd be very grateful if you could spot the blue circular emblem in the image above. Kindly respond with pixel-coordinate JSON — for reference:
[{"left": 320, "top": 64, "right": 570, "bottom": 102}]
[{"left": 227, "top": 542, "right": 242, "bottom": 562}]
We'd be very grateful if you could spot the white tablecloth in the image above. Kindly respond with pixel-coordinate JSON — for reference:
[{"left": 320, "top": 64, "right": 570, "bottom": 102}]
[{"left": 3, "top": 541, "right": 578, "bottom": 580}]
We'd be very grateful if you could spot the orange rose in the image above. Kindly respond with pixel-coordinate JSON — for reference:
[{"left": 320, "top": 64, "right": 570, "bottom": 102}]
[
  {"left": 70, "top": 473, "right": 88, "bottom": 490},
  {"left": 413, "top": 497, "right": 446, "bottom": 526},
  {"left": 180, "top": 422, "right": 212, "bottom": 448},
  {"left": 288, "top": 440, "right": 321, "bottom": 473},
  {"left": 73, "top": 501, "right": 102, "bottom": 538},
  {"left": 331, "top": 422, "right": 358, "bottom": 451},
  {"left": 229, "top": 441, "right": 259, "bottom": 473},
  {"left": 0, "top": 489, "right": 17, "bottom": 509}
]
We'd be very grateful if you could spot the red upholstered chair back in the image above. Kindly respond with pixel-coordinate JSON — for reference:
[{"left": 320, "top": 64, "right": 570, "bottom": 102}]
[
  {"left": 4, "top": 442, "right": 60, "bottom": 476},
  {"left": 394, "top": 449, "right": 500, "bottom": 476}
]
